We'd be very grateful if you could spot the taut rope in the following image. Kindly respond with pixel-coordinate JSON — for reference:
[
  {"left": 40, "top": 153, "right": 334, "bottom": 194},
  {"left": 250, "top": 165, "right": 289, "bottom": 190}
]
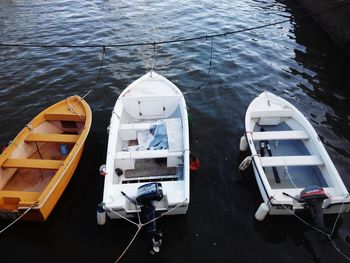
[{"left": 0, "top": 201, "right": 39, "bottom": 235}]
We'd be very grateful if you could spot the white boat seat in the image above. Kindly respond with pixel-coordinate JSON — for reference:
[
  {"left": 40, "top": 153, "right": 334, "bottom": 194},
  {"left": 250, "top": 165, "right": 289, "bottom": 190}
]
[
  {"left": 119, "top": 118, "right": 183, "bottom": 150},
  {"left": 117, "top": 149, "right": 182, "bottom": 160},
  {"left": 251, "top": 130, "right": 309, "bottom": 141},
  {"left": 115, "top": 149, "right": 183, "bottom": 170},
  {"left": 250, "top": 109, "right": 294, "bottom": 118},
  {"left": 116, "top": 118, "right": 183, "bottom": 170},
  {"left": 259, "top": 155, "right": 324, "bottom": 167}
]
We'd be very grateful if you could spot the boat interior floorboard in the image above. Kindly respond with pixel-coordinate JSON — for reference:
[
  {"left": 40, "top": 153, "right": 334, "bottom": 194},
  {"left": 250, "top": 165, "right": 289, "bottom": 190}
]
[
  {"left": 255, "top": 122, "right": 328, "bottom": 189},
  {"left": 3, "top": 169, "right": 55, "bottom": 192},
  {"left": 123, "top": 159, "right": 177, "bottom": 179},
  {"left": 2, "top": 142, "right": 65, "bottom": 192}
]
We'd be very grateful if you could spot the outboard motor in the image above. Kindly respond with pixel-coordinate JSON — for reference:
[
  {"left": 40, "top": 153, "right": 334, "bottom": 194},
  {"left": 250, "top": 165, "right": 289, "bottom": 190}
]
[
  {"left": 299, "top": 185, "right": 328, "bottom": 233},
  {"left": 136, "top": 183, "right": 164, "bottom": 254}
]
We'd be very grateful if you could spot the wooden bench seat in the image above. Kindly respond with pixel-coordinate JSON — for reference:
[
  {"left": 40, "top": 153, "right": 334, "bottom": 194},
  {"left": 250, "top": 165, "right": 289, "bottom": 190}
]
[
  {"left": 0, "top": 190, "right": 40, "bottom": 201},
  {"left": 259, "top": 155, "right": 324, "bottom": 167},
  {"left": 2, "top": 158, "right": 63, "bottom": 170},
  {"left": 45, "top": 112, "right": 85, "bottom": 122},
  {"left": 251, "top": 130, "right": 309, "bottom": 141},
  {"left": 116, "top": 150, "right": 183, "bottom": 170},
  {"left": 25, "top": 133, "right": 79, "bottom": 144}
]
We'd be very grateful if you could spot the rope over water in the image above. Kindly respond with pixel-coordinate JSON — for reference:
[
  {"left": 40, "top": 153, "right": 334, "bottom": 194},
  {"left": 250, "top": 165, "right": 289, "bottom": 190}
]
[
  {"left": 0, "top": 200, "right": 39, "bottom": 235},
  {"left": 108, "top": 198, "right": 188, "bottom": 262},
  {"left": 271, "top": 196, "right": 350, "bottom": 261},
  {"left": 1, "top": 2, "right": 349, "bottom": 49}
]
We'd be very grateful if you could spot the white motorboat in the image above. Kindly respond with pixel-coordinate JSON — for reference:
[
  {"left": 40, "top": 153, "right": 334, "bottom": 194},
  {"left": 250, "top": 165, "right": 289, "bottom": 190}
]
[
  {"left": 98, "top": 71, "right": 190, "bottom": 252},
  {"left": 243, "top": 92, "right": 350, "bottom": 221}
]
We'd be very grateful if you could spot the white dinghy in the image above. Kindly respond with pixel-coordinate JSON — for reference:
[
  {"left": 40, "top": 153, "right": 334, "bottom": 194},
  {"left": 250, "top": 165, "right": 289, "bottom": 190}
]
[
  {"left": 98, "top": 71, "right": 189, "bottom": 253},
  {"left": 243, "top": 92, "right": 350, "bottom": 222}
]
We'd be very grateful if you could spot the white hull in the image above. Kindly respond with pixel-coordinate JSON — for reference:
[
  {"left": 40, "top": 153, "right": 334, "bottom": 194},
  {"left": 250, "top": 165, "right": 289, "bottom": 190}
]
[
  {"left": 102, "top": 71, "right": 190, "bottom": 219},
  {"left": 245, "top": 92, "right": 350, "bottom": 215}
]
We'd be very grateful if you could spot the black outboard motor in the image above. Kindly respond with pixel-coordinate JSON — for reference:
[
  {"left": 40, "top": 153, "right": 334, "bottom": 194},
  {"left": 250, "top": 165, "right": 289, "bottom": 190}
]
[
  {"left": 136, "top": 183, "right": 164, "bottom": 254},
  {"left": 299, "top": 185, "right": 328, "bottom": 233}
]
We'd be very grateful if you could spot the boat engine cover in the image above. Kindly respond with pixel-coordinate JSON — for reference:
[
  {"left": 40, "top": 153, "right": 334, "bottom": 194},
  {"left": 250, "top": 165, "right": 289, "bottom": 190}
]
[
  {"left": 300, "top": 185, "right": 328, "bottom": 202},
  {"left": 136, "top": 183, "right": 163, "bottom": 204}
]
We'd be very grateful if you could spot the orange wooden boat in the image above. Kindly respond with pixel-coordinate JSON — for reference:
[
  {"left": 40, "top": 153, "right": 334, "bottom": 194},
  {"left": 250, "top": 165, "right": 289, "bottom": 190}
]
[{"left": 0, "top": 95, "right": 91, "bottom": 221}]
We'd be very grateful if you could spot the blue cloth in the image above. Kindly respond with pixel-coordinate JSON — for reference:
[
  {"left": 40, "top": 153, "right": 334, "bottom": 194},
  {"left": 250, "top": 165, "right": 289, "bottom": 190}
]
[{"left": 148, "top": 121, "right": 168, "bottom": 150}]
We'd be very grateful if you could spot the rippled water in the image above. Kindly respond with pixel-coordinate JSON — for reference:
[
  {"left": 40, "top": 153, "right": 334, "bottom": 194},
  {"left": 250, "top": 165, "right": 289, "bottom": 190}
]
[{"left": 1, "top": 0, "right": 350, "bottom": 262}]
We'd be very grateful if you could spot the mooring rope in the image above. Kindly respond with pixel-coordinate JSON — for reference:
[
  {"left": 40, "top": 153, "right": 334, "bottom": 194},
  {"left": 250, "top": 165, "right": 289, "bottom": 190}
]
[
  {"left": 108, "top": 198, "right": 188, "bottom": 262},
  {"left": 271, "top": 196, "right": 350, "bottom": 261},
  {"left": 76, "top": 45, "right": 106, "bottom": 101},
  {"left": 239, "top": 153, "right": 260, "bottom": 171},
  {"left": 64, "top": 45, "right": 106, "bottom": 115},
  {"left": 207, "top": 36, "right": 214, "bottom": 75},
  {"left": 0, "top": 201, "right": 39, "bottom": 235},
  {"left": 2, "top": 0, "right": 350, "bottom": 49},
  {"left": 115, "top": 226, "right": 142, "bottom": 263},
  {"left": 224, "top": 34, "right": 257, "bottom": 91}
]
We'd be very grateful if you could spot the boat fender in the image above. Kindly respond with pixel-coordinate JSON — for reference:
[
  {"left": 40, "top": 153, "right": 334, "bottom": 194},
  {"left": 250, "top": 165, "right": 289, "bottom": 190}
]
[
  {"left": 239, "top": 135, "right": 248, "bottom": 151},
  {"left": 99, "top": 164, "right": 107, "bottom": 176},
  {"left": 255, "top": 202, "right": 270, "bottom": 221},
  {"left": 97, "top": 203, "right": 106, "bottom": 226},
  {"left": 190, "top": 153, "right": 200, "bottom": 172}
]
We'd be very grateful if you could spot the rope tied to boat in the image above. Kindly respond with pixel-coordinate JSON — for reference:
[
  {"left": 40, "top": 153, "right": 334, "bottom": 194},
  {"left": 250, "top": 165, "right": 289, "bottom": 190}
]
[
  {"left": 239, "top": 154, "right": 260, "bottom": 171},
  {"left": 282, "top": 159, "right": 298, "bottom": 189},
  {"left": 108, "top": 198, "right": 188, "bottom": 262},
  {"left": 66, "top": 45, "right": 107, "bottom": 114},
  {"left": 151, "top": 42, "right": 156, "bottom": 75},
  {"left": 66, "top": 97, "right": 84, "bottom": 120},
  {"left": 271, "top": 196, "right": 350, "bottom": 261},
  {"left": 0, "top": 200, "right": 39, "bottom": 235}
]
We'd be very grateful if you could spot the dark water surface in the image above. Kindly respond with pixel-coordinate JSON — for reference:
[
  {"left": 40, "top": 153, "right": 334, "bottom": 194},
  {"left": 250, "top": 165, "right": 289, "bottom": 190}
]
[{"left": 1, "top": 0, "right": 350, "bottom": 262}]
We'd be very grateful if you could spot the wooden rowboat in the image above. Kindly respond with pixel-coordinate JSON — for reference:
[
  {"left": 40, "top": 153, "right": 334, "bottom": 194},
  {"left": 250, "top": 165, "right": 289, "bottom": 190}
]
[{"left": 0, "top": 95, "right": 91, "bottom": 221}]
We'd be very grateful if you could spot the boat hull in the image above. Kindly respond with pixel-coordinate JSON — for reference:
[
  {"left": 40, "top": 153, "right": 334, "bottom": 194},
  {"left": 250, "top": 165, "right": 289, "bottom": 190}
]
[
  {"left": 245, "top": 92, "right": 350, "bottom": 216},
  {"left": 0, "top": 96, "right": 91, "bottom": 221},
  {"left": 102, "top": 71, "right": 190, "bottom": 220}
]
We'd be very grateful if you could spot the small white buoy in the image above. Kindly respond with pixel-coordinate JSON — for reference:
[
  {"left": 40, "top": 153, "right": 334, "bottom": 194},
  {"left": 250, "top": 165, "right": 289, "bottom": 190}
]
[
  {"left": 99, "top": 164, "right": 107, "bottom": 176},
  {"left": 97, "top": 203, "right": 106, "bottom": 226},
  {"left": 255, "top": 202, "right": 270, "bottom": 221},
  {"left": 239, "top": 135, "right": 248, "bottom": 151}
]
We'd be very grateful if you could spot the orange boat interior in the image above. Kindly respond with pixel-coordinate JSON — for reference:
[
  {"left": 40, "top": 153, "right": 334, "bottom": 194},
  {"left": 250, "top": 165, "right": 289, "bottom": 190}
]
[{"left": 0, "top": 118, "right": 84, "bottom": 210}]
